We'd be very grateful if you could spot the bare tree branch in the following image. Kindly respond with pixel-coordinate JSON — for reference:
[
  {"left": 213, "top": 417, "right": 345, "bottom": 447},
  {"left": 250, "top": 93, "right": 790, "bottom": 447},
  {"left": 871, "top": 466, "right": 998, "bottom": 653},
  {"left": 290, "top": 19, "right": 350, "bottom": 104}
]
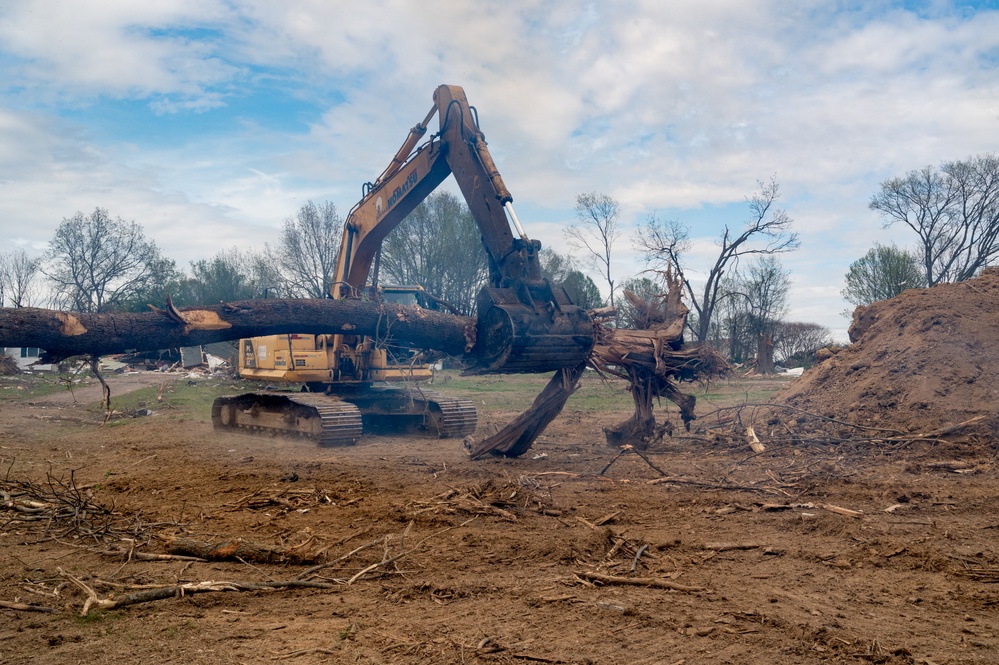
[
  {"left": 636, "top": 178, "right": 798, "bottom": 345},
  {"left": 566, "top": 192, "right": 622, "bottom": 308}
]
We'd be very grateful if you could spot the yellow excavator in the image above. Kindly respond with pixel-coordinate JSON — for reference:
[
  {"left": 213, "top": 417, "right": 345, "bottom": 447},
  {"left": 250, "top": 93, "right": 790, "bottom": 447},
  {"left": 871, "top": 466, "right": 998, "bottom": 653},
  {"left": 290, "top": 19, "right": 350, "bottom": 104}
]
[{"left": 211, "top": 85, "right": 594, "bottom": 445}]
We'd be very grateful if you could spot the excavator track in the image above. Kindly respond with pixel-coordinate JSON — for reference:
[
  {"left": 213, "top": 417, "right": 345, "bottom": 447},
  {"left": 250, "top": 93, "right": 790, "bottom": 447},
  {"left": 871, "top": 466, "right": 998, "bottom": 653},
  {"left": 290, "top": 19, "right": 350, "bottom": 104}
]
[
  {"left": 345, "top": 386, "right": 478, "bottom": 438},
  {"left": 419, "top": 389, "right": 478, "bottom": 438},
  {"left": 212, "top": 392, "right": 363, "bottom": 446},
  {"left": 212, "top": 387, "right": 476, "bottom": 445}
]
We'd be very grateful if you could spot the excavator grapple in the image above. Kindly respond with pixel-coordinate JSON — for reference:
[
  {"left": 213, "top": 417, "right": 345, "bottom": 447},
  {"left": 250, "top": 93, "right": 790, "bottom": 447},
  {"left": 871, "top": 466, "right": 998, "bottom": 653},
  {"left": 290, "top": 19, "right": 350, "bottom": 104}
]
[{"left": 473, "top": 282, "right": 594, "bottom": 374}]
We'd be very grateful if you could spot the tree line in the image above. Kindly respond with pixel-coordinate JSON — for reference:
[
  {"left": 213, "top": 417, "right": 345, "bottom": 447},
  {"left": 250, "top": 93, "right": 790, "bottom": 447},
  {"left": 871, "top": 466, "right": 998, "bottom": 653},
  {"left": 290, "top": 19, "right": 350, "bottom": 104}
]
[{"left": 3, "top": 151, "right": 996, "bottom": 368}]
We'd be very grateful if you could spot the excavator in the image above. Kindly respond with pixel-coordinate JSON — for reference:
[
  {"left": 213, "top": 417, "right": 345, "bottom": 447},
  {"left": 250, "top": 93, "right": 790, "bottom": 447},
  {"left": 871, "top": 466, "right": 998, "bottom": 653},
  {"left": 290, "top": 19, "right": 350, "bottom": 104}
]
[{"left": 211, "top": 85, "right": 594, "bottom": 445}]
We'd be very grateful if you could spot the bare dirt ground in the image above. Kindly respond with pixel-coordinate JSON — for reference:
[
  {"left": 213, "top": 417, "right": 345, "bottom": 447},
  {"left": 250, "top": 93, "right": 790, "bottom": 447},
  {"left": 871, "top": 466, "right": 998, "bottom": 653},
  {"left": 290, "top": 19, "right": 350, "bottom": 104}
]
[{"left": 2, "top": 365, "right": 998, "bottom": 665}]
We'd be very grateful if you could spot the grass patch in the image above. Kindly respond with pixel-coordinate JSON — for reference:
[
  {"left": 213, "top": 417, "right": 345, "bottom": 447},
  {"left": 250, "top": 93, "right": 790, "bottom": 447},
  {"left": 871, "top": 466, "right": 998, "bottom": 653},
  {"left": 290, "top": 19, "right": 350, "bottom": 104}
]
[
  {"left": 73, "top": 609, "right": 125, "bottom": 625},
  {"left": 2, "top": 367, "right": 791, "bottom": 429},
  {"left": 0, "top": 373, "right": 94, "bottom": 401},
  {"left": 434, "top": 370, "right": 789, "bottom": 416},
  {"left": 104, "top": 379, "right": 242, "bottom": 421}
]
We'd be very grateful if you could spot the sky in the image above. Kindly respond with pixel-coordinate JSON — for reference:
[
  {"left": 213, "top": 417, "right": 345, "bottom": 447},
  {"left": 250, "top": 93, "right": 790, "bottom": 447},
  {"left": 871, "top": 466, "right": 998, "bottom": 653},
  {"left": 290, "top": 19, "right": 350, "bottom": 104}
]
[{"left": 2, "top": 1, "right": 998, "bottom": 341}]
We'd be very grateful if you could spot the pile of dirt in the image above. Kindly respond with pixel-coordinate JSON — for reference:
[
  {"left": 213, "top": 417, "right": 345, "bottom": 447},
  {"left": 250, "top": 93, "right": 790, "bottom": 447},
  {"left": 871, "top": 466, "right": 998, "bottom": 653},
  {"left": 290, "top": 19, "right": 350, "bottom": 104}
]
[
  {"left": 762, "top": 267, "right": 999, "bottom": 442},
  {"left": 0, "top": 353, "right": 20, "bottom": 375}
]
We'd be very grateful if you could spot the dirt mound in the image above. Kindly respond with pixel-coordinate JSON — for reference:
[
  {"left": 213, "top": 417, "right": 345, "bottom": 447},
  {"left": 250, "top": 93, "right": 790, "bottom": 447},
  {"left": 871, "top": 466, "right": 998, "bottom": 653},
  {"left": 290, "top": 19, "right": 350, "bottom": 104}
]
[
  {"left": 764, "top": 267, "right": 999, "bottom": 441},
  {"left": 0, "top": 353, "right": 20, "bottom": 375}
]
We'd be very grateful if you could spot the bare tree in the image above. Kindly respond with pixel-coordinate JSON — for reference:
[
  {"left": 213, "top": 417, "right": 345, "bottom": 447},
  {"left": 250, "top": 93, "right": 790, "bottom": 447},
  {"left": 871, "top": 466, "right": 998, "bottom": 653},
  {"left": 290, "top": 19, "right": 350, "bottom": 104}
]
[
  {"left": 636, "top": 178, "right": 799, "bottom": 345},
  {"left": 842, "top": 243, "right": 923, "bottom": 307},
  {"left": 2, "top": 250, "right": 42, "bottom": 308},
  {"left": 0, "top": 254, "right": 7, "bottom": 307},
  {"left": 566, "top": 192, "right": 622, "bottom": 307},
  {"left": 742, "top": 257, "right": 790, "bottom": 373},
  {"left": 45, "top": 208, "right": 164, "bottom": 313},
  {"left": 773, "top": 322, "right": 830, "bottom": 366},
  {"left": 870, "top": 153, "right": 999, "bottom": 286},
  {"left": 278, "top": 200, "right": 343, "bottom": 298}
]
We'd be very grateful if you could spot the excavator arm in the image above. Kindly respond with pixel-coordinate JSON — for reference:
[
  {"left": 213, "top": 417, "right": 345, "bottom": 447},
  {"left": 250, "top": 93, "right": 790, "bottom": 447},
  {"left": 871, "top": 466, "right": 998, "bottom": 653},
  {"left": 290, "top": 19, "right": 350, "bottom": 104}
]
[{"left": 333, "top": 84, "right": 594, "bottom": 373}]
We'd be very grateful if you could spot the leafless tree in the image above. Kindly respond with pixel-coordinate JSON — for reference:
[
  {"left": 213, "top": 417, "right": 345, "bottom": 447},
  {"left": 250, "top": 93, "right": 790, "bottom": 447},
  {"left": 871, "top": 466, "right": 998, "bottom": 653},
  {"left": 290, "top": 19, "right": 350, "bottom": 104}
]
[
  {"left": 379, "top": 191, "right": 488, "bottom": 316},
  {"left": 636, "top": 178, "right": 798, "bottom": 345},
  {"left": 773, "top": 322, "right": 830, "bottom": 366},
  {"left": 0, "top": 255, "right": 7, "bottom": 306},
  {"left": 0, "top": 249, "right": 42, "bottom": 308},
  {"left": 277, "top": 200, "right": 343, "bottom": 298},
  {"left": 870, "top": 153, "right": 999, "bottom": 286},
  {"left": 566, "top": 192, "right": 622, "bottom": 307},
  {"left": 45, "top": 208, "right": 164, "bottom": 313}
]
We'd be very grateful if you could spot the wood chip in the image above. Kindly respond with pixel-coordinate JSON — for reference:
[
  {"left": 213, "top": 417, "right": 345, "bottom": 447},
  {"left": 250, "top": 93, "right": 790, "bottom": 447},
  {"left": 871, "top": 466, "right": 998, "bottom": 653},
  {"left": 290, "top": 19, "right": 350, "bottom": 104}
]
[{"left": 819, "top": 503, "right": 863, "bottom": 518}]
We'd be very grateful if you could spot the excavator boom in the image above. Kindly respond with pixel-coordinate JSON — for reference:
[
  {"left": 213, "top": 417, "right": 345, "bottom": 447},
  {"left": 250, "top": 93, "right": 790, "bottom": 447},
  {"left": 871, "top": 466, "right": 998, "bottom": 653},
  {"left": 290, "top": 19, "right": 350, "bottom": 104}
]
[
  {"left": 214, "top": 85, "right": 593, "bottom": 447},
  {"left": 335, "top": 84, "right": 594, "bottom": 373}
]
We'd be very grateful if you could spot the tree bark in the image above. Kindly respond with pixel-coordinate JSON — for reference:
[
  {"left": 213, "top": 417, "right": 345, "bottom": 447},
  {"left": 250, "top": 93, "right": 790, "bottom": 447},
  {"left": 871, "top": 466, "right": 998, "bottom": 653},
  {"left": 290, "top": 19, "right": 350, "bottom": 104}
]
[
  {"left": 754, "top": 333, "right": 776, "bottom": 375},
  {"left": 0, "top": 299, "right": 471, "bottom": 361}
]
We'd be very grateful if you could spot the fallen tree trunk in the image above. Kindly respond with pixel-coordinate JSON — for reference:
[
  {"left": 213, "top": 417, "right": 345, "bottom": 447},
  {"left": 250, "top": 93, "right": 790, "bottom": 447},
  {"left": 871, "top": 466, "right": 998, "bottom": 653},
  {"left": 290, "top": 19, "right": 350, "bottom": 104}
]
[
  {"left": 1, "top": 282, "right": 727, "bottom": 456},
  {"left": 0, "top": 299, "right": 471, "bottom": 360}
]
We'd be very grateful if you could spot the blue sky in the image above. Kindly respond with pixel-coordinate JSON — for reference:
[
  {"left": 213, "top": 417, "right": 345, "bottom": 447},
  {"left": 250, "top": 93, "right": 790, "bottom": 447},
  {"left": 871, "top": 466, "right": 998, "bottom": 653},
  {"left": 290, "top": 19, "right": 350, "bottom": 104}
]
[{"left": 2, "top": 1, "right": 998, "bottom": 341}]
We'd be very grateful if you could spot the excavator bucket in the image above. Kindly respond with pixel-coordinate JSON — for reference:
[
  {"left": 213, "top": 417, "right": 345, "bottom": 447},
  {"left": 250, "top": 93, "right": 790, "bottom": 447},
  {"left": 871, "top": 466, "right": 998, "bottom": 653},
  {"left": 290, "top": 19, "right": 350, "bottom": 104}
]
[{"left": 471, "top": 281, "right": 594, "bottom": 374}]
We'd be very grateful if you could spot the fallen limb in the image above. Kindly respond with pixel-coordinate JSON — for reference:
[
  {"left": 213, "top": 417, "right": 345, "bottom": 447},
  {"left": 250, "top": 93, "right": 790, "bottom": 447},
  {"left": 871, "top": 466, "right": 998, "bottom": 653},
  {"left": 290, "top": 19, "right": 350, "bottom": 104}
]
[
  {"left": 0, "top": 599, "right": 58, "bottom": 613},
  {"left": 576, "top": 571, "right": 706, "bottom": 593},
  {"left": 58, "top": 567, "right": 339, "bottom": 615},
  {"left": 160, "top": 535, "right": 322, "bottom": 565},
  {"left": 95, "top": 547, "right": 207, "bottom": 563},
  {"left": 467, "top": 362, "right": 587, "bottom": 458},
  {"left": 272, "top": 648, "right": 340, "bottom": 660}
]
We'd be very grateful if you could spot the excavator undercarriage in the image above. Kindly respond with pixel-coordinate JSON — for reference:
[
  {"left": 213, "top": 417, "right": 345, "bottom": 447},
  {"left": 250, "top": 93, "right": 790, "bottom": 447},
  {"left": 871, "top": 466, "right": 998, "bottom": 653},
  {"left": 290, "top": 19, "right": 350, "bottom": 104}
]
[{"left": 211, "top": 385, "right": 477, "bottom": 446}]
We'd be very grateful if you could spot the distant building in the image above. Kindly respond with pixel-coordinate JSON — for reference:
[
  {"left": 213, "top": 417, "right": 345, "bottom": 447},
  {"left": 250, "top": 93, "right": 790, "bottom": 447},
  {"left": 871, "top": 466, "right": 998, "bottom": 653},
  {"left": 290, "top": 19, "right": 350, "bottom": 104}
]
[{"left": 2, "top": 347, "right": 55, "bottom": 372}]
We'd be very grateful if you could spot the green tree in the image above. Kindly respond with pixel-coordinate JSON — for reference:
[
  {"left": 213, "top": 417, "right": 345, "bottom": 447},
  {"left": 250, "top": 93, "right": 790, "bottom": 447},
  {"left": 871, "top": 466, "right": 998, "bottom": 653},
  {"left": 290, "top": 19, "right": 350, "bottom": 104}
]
[
  {"left": 618, "top": 276, "right": 659, "bottom": 328},
  {"left": 560, "top": 271, "right": 603, "bottom": 310},
  {"left": 842, "top": 243, "right": 924, "bottom": 308},
  {"left": 189, "top": 248, "right": 280, "bottom": 304},
  {"left": 539, "top": 247, "right": 572, "bottom": 285},
  {"left": 118, "top": 256, "right": 188, "bottom": 311}
]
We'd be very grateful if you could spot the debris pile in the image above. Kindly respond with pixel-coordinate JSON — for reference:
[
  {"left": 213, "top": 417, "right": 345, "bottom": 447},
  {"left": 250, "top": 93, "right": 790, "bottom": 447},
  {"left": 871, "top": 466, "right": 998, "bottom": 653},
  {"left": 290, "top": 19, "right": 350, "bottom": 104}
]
[
  {"left": 760, "top": 267, "right": 999, "bottom": 443},
  {"left": 0, "top": 353, "right": 20, "bottom": 375}
]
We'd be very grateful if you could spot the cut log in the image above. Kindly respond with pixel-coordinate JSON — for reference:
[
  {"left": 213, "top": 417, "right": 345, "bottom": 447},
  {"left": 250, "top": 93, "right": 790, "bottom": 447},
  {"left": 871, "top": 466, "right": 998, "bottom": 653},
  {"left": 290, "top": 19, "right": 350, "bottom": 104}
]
[{"left": 0, "top": 299, "right": 471, "bottom": 361}]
